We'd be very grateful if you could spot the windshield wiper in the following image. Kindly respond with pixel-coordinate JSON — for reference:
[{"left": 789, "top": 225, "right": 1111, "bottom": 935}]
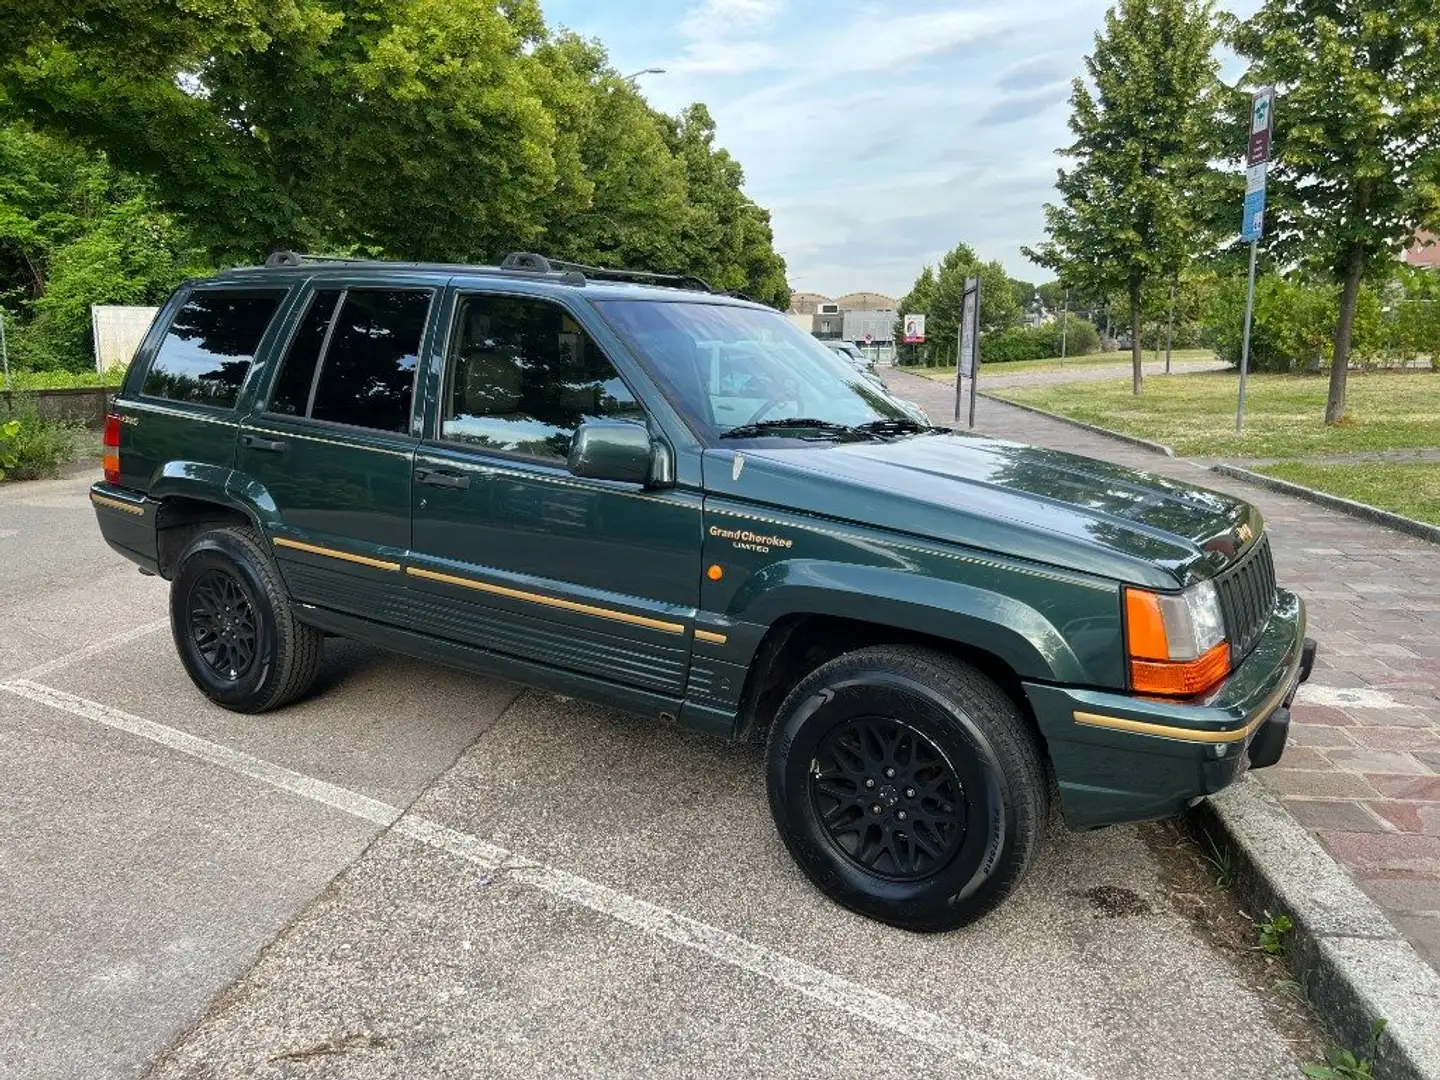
[
  {"left": 718, "top": 418, "right": 861, "bottom": 440},
  {"left": 849, "top": 417, "right": 937, "bottom": 437}
]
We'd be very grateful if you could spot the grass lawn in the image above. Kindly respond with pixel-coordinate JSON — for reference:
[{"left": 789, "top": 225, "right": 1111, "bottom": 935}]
[
  {"left": 992, "top": 370, "right": 1440, "bottom": 458},
  {"left": 916, "top": 348, "right": 1217, "bottom": 382},
  {"left": 3, "top": 369, "right": 123, "bottom": 390},
  {"left": 1256, "top": 462, "right": 1440, "bottom": 526}
]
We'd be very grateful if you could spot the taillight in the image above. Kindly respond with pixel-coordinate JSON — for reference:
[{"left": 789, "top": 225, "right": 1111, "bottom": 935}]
[{"left": 103, "top": 414, "right": 122, "bottom": 485}]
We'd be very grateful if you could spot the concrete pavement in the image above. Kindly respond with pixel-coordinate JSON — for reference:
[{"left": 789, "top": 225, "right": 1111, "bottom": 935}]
[{"left": 1, "top": 468, "right": 1325, "bottom": 1079}]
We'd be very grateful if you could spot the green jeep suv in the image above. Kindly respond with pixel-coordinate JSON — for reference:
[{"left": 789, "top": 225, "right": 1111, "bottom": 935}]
[{"left": 91, "top": 253, "right": 1315, "bottom": 930}]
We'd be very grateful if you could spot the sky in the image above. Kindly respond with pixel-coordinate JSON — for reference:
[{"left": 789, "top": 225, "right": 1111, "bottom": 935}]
[{"left": 542, "top": 0, "right": 1258, "bottom": 301}]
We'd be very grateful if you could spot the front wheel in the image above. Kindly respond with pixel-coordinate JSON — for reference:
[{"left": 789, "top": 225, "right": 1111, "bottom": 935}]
[
  {"left": 169, "top": 526, "right": 323, "bottom": 713},
  {"left": 765, "top": 646, "right": 1047, "bottom": 931}
]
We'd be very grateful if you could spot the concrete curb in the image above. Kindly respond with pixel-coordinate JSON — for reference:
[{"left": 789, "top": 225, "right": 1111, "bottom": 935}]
[
  {"left": 1197, "top": 780, "right": 1440, "bottom": 1080},
  {"left": 976, "top": 393, "right": 1176, "bottom": 457},
  {"left": 1211, "top": 463, "right": 1440, "bottom": 546}
]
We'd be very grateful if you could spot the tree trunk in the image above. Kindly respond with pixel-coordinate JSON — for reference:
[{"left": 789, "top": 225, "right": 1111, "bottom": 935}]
[
  {"left": 1326, "top": 244, "right": 1366, "bottom": 424},
  {"left": 1130, "top": 285, "right": 1144, "bottom": 396}
]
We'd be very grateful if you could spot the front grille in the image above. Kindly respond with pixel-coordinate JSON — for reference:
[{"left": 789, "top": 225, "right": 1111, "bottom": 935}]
[{"left": 1215, "top": 533, "right": 1276, "bottom": 660}]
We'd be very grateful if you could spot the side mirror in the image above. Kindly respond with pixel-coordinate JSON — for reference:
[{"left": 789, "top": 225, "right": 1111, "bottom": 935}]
[{"left": 568, "top": 420, "right": 659, "bottom": 485}]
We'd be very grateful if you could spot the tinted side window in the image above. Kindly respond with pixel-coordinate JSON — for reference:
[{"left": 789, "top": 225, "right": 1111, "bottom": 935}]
[
  {"left": 267, "top": 290, "right": 341, "bottom": 416},
  {"left": 142, "top": 289, "right": 285, "bottom": 408},
  {"left": 309, "top": 290, "right": 431, "bottom": 433},
  {"left": 441, "top": 295, "right": 645, "bottom": 461}
]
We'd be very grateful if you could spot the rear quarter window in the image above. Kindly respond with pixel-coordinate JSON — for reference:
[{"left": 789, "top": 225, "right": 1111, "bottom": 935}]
[{"left": 141, "top": 289, "right": 287, "bottom": 408}]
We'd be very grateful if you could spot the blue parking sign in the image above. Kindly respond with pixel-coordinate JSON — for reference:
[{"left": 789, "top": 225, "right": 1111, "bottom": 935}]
[{"left": 1242, "top": 188, "right": 1266, "bottom": 242}]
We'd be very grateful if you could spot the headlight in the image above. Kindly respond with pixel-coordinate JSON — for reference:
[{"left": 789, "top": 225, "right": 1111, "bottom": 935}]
[{"left": 1124, "top": 582, "right": 1231, "bottom": 696}]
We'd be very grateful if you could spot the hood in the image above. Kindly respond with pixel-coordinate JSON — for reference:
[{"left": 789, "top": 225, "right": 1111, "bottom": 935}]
[{"left": 706, "top": 432, "right": 1261, "bottom": 588}]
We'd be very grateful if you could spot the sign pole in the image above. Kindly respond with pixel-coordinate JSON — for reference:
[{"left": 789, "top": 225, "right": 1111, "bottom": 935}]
[
  {"left": 1060, "top": 289, "right": 1070, "bottom": 363},
  {"left": 1237, "top": 85, "right": 1274, "bottom": 432},
  {"left": 1236, "top": 240, "right": 1258, "bottom": 432},
  {"left": 1165, "top": 281, "right": 1175, "bottom": 374},
  {"left": 969, "top": 279, "right": 981, "bottom": 429},
  {"left": 953, "top": 329, "right": 964, "bottom": 422}
]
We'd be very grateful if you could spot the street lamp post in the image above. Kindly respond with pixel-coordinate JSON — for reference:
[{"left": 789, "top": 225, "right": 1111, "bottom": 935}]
[{"left": 625, "top": 67, "right": 667, "bottom": 85}]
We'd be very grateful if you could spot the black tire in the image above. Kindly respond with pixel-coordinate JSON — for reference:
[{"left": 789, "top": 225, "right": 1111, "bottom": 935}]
[
  {"left": 169, "top": 526, "right": 323, "bottom": 713},
  {"left": 765, "top": 646, "right": 1047, "bottom": 931}
]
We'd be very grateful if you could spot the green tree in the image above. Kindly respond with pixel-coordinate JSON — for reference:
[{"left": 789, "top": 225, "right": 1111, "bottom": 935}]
[
  {"left": 661, "top": 104, "right": 789, "bottom": 308},
  {"left": 1232, "top": 0, "right": 1440, "bottom": 422},
  {"left": 1025, "top": 0, "right": 1223, "bottom": 394},
  {"left": 893, "top": 244, "right": 1017, "bottom": 366},
  {"left": 893, "top": 265, "right": 936, "bottom": 363}
]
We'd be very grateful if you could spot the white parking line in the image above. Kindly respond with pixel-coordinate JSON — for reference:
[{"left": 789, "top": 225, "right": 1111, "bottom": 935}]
[
  {"left": 1, "top": 677, "right": 1094, "bottom": 1080},
  {"left": 13, "top": 618, "right": 170, "bottom": 682}
]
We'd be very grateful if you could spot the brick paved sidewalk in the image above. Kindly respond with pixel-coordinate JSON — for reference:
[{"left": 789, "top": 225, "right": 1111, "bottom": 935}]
[{"left": 885, "top": 369, "right": 1440, "bottom": 970}]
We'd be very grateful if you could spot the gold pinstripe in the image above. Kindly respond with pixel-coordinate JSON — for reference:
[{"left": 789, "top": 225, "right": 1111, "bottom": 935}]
[{"left": 406, "top": 566, "right": 686, "bottom": 636}]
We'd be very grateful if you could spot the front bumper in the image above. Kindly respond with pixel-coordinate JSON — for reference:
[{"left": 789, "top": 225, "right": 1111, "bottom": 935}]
[{"left": 1025, "top": 589, "right": 1314, "bottom": 829}]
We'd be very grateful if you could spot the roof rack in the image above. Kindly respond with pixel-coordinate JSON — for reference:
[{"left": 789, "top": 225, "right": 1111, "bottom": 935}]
[
  {"left": 255, "top": 250, "right": 722, "bottom": 297},
  {"left": 263, "top": 250, "right": 369, "bottom": 268},
  {"left": 501, "top": 252, "right": 715, "bottom": 294}
]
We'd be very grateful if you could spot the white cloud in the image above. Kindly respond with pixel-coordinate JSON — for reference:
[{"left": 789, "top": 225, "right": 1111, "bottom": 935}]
[{"left": 670, "top": 0, "right": 784, "bottom": 75}]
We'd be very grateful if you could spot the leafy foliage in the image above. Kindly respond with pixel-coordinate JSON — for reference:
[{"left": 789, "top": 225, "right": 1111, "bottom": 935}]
[
  {"left": 1232, "top": 0, "right": 1440, "bottom": 421},
  {"left": 893, "top": 244, "right": 1017, "bottom": 367},
  {"left": 1025, "top": 0, "right": 1224, "bottom": 395},
  {"left": 982, "top": 320, "right": 1102, "bottom": 363},
  {"left": 1254, "top": 910, "right": 1294, "bottom": 956},
  {"left": 0, "top": 417, "right": 19, "bottom": 478},
  {"left": 1302, "top": 1019, "right": 1388, "bottom": 1080},
  {"left": 0, "top": 394, "right": 85, "bottom": 479},
  {"left": 0, "top": 3, "right": 789, "bottom": 310}
]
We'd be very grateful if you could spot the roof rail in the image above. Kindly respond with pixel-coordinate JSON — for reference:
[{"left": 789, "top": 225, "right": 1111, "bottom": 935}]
[
  {"left": 500, "top": 252, "right": 714, "bottom": 294},
  {"left": 263, "top": 249, "right": 367, "bottom": 268}
]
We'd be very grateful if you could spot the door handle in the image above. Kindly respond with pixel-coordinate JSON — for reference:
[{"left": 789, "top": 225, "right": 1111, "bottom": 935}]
[
  {"left": 241, "top": 433, "right": 287, "bottom": 453},
  {"left": 414, "top": 468, "right": 471, "bottom": 490}
]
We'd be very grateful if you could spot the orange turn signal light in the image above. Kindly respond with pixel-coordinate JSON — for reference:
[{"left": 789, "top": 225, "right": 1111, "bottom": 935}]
[{"left": 1130, "top": 641, "right": 1232, "bottom": 697}]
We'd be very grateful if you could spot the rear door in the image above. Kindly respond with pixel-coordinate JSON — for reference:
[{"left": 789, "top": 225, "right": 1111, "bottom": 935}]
[
  {"left": 119, "top": 285, "right": 292, "bottom": 493},
  {"left": 234, "top": 280, "right": 438, "bottom": 623}
]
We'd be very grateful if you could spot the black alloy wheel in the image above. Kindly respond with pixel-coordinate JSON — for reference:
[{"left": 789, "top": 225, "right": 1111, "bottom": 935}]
[
  {"left": 809, "top": 718, "right": 967, "bottom": 881},
  {"left": 766, "top": 645, "right": 1048, "bottom": 931},
  {"left": 169, "top": 526, "right": 324, "bottom": 713},
  {"left": 187, "top": 568, "right": 259, "bottom": 682}
]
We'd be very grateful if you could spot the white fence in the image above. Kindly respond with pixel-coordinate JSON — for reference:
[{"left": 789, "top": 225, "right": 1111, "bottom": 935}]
[{"left": 91, "top": 305, "right": 159, "bottom": 372}]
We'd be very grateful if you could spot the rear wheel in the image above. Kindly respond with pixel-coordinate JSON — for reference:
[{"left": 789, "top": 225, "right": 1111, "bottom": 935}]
[
  {"left": 765, "top": 646, "right": 1047, "bottom": 931},
  {"left": 169, "top": 527, "right": 323, "bottom": 713}
]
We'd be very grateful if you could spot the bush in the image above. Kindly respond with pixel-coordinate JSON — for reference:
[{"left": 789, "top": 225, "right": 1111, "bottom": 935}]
[
  {"left": 0, "top": 396, "right": 88, "bottom": 480},
  {"left": 1202, "top": 273, "right": 1393, "bottom": 373},
  {"left": 979, "top": 319, "right": 1101, "bottom": 363}
]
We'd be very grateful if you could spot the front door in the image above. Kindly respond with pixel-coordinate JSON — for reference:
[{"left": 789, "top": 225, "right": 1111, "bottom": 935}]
[
  {"left": 408, "top": 291, "right": 702, "bottom": 697},
  {"left": 235, "top": 283, "right": 436, "bottom": 623}
]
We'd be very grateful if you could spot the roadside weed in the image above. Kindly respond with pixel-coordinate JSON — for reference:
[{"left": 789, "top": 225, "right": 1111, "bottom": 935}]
[
  {"left": 1255, "top": 911, "right": 1294, "bottom": 956},
  {"left": 1302, "top": 1019, "right": 1388, "bottom": 1080}
]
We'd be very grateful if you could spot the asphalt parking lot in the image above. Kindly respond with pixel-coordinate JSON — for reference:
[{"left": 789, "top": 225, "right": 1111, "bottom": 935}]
[{"left": 3, "top": 469, "right": 1325, "bottom": 1080}]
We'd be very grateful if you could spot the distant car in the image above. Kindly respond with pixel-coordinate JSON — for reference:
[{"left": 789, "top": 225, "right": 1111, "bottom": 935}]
[
  {"left": 825, "top": 340, "right": 878, "bottom": 376},
  {"left": 821, "top": 340, "right": 930, "bottom": 425}
]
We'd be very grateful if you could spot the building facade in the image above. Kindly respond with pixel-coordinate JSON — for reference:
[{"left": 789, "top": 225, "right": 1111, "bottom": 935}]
[
  {"left": 1404, "top": 230, "right": 1439, "bottom": 270},
  {"left": 787, "top": 289, "right": 900, "bottom": 343}
]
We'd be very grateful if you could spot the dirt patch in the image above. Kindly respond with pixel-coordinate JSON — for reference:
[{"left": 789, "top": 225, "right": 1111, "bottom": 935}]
[
  {"left": 1074, "top": 884, "right": 1152, "bottom": 917},
  {"left": 1141, "top": 818, "right": 1328, "bottom": 1065}
]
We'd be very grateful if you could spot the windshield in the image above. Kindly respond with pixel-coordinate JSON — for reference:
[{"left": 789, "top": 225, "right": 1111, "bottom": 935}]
[{"left": 597, "top": 300, "right": 915, "bottom": 441}]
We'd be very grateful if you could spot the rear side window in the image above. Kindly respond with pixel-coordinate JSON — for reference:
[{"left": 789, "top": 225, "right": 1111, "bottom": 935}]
[
  {"left": 142, "top": 289, "right": 286, "bottom": 408},
  {"left": 268, "top": 290, "right": 341, "bottom": 416},
  {"left": 265, "top": 288, "right": 431, "bottom": 434}
]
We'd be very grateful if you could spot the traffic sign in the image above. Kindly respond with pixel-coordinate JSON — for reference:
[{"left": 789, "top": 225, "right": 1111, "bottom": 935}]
[
  {"left": 1247, "top": 87, "right": 1274, "bottom": 166},
  {"left": 1242, "top": 188, "right": 1266, "bottom": 242}
]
